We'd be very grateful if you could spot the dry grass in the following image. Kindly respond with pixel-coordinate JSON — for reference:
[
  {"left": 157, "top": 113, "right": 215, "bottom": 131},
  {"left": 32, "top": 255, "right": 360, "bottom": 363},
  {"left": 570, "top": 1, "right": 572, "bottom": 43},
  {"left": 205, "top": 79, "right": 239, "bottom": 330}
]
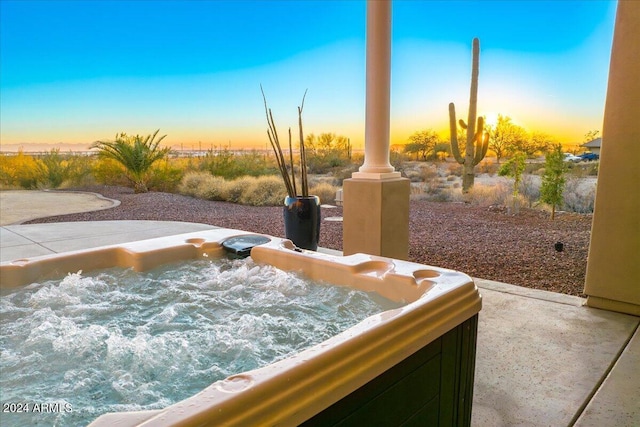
[
  {"left": 310, "top": 182, "right": 338, "bottom": 204},
  {"left": 238, "top": 176, "right": 287, "bottom": 206},
  {"left": 178, "top": 172, "right": 338, "bottom": 206}
]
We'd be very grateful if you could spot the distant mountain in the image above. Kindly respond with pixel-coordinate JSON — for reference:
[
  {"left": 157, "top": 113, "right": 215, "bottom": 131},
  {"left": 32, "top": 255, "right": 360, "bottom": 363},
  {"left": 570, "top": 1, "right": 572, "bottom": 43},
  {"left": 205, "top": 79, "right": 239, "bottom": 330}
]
[{"left": 0, "top": 143, "right": 95, "bottom": 153}]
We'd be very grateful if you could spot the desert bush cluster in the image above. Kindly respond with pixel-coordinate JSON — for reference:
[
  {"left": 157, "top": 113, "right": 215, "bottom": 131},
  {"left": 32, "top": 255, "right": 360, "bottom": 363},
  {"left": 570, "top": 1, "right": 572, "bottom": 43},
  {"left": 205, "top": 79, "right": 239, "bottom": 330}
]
[
  {"left": 563, "top": 178, "right": 597, "bottom": 214},
  {"left": 199, "top": 149, "right": 277, "bottom": 179},
  {"left": 405, "top": 158, "right": 596, "bottom": 214},
  {"left": 1, "top": 147, "right": 596, "bottom": 213},
  {"left": 177, "top": 171, "right": 337, "bottom": 206},
  {"left": 0, "top": 146, "right": 342, "bottom": 206},
  {"left": 0, "top": 149, "right": 99, "bottom": 190}
]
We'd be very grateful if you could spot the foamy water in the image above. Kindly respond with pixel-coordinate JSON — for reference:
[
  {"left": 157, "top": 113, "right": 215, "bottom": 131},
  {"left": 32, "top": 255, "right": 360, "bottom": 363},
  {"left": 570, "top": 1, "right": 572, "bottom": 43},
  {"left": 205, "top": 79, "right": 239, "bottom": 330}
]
[{"left": 1, "top": 257, "right": 401, "bottom": 426}]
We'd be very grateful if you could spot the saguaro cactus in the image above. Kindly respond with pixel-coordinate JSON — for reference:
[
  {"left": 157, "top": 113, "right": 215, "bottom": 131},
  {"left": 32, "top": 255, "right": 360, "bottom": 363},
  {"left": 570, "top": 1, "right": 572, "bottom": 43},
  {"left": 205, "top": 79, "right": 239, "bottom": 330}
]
[{"left": 449, "top": 37, "right": 489, "bottom": 192}]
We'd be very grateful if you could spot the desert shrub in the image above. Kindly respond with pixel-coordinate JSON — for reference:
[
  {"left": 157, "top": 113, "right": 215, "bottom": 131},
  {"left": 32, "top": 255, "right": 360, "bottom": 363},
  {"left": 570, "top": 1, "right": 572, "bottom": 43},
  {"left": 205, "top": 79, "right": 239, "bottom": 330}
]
[
  {"left": 435, "top": 142, "right": 450, "bottom": 160},
  {"left": 92, "top": 157, "right": 129, "bottom": 187},
  {"left": 146, "top": 161, "right": 184, "bottom": 193},
  {"left": 524, "top": 162, "right": 542, "bottom": 174},
  {"left": 178, "top": 171, "right": 209, "bottom": 197},
  {"left": 563, "top": 178, "right": 596, "bottom": 213},
  {"left": 408, "top": 163, "right": 460, "bottom": 202},
  {"left": 477, "top": 159, "right": 498, "bottom": 175},
  {"left": 224, "top": 176, "right": 258, "bottom": 203},
  {"left": 237, "top": 151, "right": 278, "bottom": 176},
  {"left": 519, "top": 174, "right": 541, "bottom": 208},
  {"left": 307, "top": 153, "right": 349, "bottom": 174},
  {"left": 411, "top": 181, "right": 455, "bottom": 202},
  {"left": 418, "top": 163, "right": 438, "bottom": 181},
  {"left": 34, "top": 149, "right": 70, "bottom": 188},
  {"left": 304, "top": 133, "right": 352, "bottom": 174},
  {"left": 202, "top": 149, "right": 277, "bottom": 179},
  {"left": 31, "top": 151, "right": 96, "bottom": 189},
  {"left": 507, "top": 193, "right": 529, "bottom": 214},
  {"left": 306, "top": 175, "right": 331, "bottom": 188},
  {"left": 409, "top": 182, "right": 423, "bottom": 196},
  {"left": 390, "top": 149, "right": 409, "bottom": 174},
  {"left": 172, "top": 157, "right": 200, "bottom": 174},
  {"left": 400, "top": 162, "right": 432, "bottom": 182},
  {"left": 430, "top": 188, "right": 455, "bottom": 202},
  {"left": 239, "top": 176, "right": 286, "bottom": 206},
  {"left": 196, "top": 177, "right": 228, "bottom": 201},
  {"left": 532, "top": 167, "right": 546, "bottom": 176},
  {"left": 567, "top": 162, "right": 599, "bottom": 179},
  {"left": 443, "top": 162, "right": 462, "bottom": 177},
  {"left": 178, "top": 171, "right": 228, "bottom": 200},
  {"left": 566, "top": 163, "right": 586, "bottom": 178},
  {"left": 404, "top": 169, "right": 423, "bottom": 182},
  {"left": 59, "top": 155, "right": 96, "bottom": 188},
  {"left": 0, "top": 151, "right": 40, "bottom": 189},
  {"left": 310, "top": 182, "right": 338, "bottom": 204},
  {"left": 201, "top": 149, "right": 241, "bottom": 179},
  {"left": 331, "top": 163, "right": 360, "bottom": 186},
  {"left": 465, "top": 182, "right": 511, "bottom": 207},
  {"left": 499, "top": 152, "right": 527, "bottom": 213}
]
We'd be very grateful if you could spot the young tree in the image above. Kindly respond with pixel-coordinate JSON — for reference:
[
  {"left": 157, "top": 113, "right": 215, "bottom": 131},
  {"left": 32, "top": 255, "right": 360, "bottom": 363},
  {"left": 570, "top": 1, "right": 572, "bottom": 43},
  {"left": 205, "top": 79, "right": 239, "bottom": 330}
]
[
  {"left": 584, "top": 129, "right": 600, "bottom": 142},
  {"left": 489, "top": 114, "right": 527, "bottom": 163},
  {"left": 510, "top": 131, "right": 554, "bottom": 157},
  {"left": 526, "top": 132, "right": 554, "bottom": 157},
  {"left": 498, "top": 151, "right": 526, "bottom": 214},
  {"left": 404, "top": 129, "right": 441, "bottom": 161},
  {"left": 540, "top": 144, "right": 567, "bottom": 220},
  {"left": 91, "top": 129, "right": 171, "bottom": 193}
]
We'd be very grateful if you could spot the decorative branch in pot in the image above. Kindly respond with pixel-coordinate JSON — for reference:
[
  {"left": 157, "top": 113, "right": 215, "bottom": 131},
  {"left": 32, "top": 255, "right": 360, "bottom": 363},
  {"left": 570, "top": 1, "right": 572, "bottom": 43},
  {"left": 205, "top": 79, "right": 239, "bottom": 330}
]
[{"left": 261, "top": 86, "right": 320, "bottom": 251}]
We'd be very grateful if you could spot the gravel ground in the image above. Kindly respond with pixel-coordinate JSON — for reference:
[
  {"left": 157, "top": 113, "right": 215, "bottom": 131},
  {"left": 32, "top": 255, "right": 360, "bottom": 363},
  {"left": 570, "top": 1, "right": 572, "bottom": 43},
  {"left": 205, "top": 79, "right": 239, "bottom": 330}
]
[{"left": 26, "top": 186, "right": 593, "bottom": 296}]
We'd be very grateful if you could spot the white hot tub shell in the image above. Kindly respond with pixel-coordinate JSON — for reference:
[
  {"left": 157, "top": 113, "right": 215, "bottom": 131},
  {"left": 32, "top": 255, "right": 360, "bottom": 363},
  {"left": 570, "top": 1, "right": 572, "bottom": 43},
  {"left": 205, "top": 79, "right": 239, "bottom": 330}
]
[{"left": 0, "top": 227, "right": 481, "bottom": 426}]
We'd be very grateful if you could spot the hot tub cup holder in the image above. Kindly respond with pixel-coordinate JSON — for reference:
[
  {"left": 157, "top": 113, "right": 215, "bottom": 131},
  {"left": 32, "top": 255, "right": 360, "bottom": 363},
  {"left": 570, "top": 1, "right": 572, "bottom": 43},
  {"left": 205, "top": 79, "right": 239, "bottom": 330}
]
[
  {"left": 185, "top": 238, "right": 227, "bottom": 258},
  {"left": 353, "top": 260, "right": 395, "bottom": 278},
  {"left": 215, "top": 374, "right": 255, "bottom": 393},
  {"left": 185, "top": 238, "right": 206, "bottom": 247},
  {"left": 413, "top": 269, "right": 440, "bottom": 280},
  {"left": 278, "top": 239, "right": 304, "bottom": 252}
]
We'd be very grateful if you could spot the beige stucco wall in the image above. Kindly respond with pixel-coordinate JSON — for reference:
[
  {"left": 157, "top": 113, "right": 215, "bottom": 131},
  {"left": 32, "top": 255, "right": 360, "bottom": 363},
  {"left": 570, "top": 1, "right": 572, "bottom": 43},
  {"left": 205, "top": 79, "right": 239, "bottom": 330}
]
[
  {"left": 584, "top": 0, "right": 640, "bottom": 315},
  {"left": 343, "top": 178, "right": 410, "bottom": 260}
]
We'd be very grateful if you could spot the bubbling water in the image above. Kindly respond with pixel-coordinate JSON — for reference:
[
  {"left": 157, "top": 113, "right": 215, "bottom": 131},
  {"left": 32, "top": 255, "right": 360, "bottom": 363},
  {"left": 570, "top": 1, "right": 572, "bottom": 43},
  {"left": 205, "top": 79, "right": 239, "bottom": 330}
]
[{"left": 1, "top": 257, "right": 401, "bottom": 426}]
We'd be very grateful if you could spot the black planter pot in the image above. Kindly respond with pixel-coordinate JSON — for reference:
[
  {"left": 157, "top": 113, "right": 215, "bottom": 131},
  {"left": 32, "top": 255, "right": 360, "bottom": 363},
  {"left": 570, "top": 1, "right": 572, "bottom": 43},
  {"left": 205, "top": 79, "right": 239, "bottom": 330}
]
[{"left": 283, "top": 195, "right": 321, "bottom": 251}]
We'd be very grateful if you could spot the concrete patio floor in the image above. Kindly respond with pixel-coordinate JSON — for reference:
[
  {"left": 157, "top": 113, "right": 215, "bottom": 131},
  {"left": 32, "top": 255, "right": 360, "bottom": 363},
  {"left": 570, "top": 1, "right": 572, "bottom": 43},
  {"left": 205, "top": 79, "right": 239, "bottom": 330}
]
[{"left": 1, "top": 191, "right": 638, "bottom": 426}]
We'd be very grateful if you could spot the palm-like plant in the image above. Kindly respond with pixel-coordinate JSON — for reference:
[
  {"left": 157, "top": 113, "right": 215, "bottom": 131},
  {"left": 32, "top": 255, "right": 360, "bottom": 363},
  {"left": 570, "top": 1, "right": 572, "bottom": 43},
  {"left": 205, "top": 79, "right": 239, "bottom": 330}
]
[{"left": 91, "top": 129, "right": 171, "bottom": 193}]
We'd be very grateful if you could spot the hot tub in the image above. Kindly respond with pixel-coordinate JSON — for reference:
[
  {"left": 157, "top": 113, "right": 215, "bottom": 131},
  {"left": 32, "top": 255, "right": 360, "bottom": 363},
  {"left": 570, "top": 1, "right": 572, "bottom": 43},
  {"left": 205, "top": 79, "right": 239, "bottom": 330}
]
[{"left": 0, "top": 227, "right": 481, "bottom": 426}]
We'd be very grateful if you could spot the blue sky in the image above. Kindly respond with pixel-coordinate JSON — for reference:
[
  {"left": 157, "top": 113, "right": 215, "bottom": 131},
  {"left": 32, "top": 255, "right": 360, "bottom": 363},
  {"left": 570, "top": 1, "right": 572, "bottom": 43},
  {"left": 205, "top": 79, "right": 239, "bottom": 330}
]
[{"left": 0, "top": 0, "right": 617, "bottom": 150}]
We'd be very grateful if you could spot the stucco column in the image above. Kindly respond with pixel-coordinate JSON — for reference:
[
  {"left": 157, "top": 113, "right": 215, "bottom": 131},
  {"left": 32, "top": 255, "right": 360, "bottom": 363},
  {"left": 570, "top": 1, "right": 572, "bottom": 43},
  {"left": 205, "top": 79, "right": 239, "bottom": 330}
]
[
  {"left": 343, "top": 0, "right": 410, "bottom": 259},
  {"left": 584, "top": 0, "right": 640, "bottom": 316},
  {"left": 352, "top": 0, "right": 399, "bottom": 179}
]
